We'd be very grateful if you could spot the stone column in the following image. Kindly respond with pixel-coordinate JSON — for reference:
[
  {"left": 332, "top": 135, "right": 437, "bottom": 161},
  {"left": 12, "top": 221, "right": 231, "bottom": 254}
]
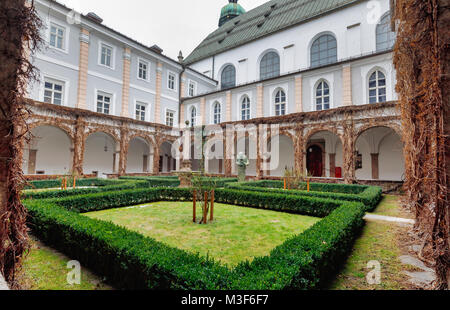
[
  {"left": 153, "top": 142, "right": 161, "bottom": 174},
  {"left": 371, "top": 153, "right": 379, "bottom": 180},
  {"left": 226, "top": 91, "right": 232, "bottom": 122},
  {"left": 294, "top": 127, "right": 304, "bottom": 173},
  {"left": 118, "top": 128, "right": 128, "bottom": 176},
  {"left": 72, "top": 117, "right": 85, "bottom": 175},
  {"left": 224, "top": 128, "right": 233, "bottom": 177},
  {"left": 256, "top": 83, "right": 264, "bottom": 118},
  {"left": 295, "top": 75, "right": 303, "bottom": 113},
  {"left": 155, "top": 62, "right": 163, "bottom": 123},
  {"left": 329, "top": 153, "right": 336, "bottom": 177},
  {"left": 121, "top": 47, "right": 131, "bottom": 118},
  {"left": 342, "top": 64, "right": 353, "bottom": 106},
  {"left": 200, "top": 97, "right": 206, "bottom": 125},
  {"left": 342, "top": 122, "right": 356, "bottom": 183},
  {"left": 77, "top": 28, "right": 90, "bottom": 110},
  {"left": 256, "top": 125, "right": 263, "bottom": 179}
]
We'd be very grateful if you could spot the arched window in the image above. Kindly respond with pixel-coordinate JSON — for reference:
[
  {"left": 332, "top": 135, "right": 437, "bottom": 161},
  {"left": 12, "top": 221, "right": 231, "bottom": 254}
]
[
  {"left": 376, "top": 13, "right": 396, "bottom": 51},
  {"left": 315, "top": 81, "right": 330, "bottom": 111},
  {"left": 190, "top": 106, "right": 197, "bottom": 127},
  {"left": 260, "top": 52, "right": 280, "bottom": 80},
  {"left": 221, "top": 65, "right": 236, "bottom": 90},
  {"left": 241, "top": 96, "right": 250, "bottom": 120},
  {"left": 310, "top": 34, "right": 337, "bottom": 67},
  {"left": 274, "top": 90, "right": 286, "bottom": 116},
  {"left": 369, "top": 70, "right": 387, "bottom": 103},
  {"left": 213, "top": 102, "right": 221, "bottom": 124}
]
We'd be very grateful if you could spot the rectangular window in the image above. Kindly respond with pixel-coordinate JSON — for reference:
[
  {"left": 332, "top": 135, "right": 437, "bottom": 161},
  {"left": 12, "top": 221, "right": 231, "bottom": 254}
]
[
  {"left": 168, "top": 72, "right": 176, "bottom": 90},
  {"left": 43, "top": 78, "right": 64, "bottom": 105},
  {"left": 135, "top": 102, "right": 147, "bottom": 121},
  {"left": 166, "top": 110, "right": 175, "bottom": 127},
  {"left": 188, "top": 81, "right": 196, "bottom": 97},
  {"left": 49, "top": 23, "right": 65, "bottom": 50},
  {"left": 97, "top": 92, "right": 112, "bottom": 115},
  {"left": 100, "top": 43, "right": 113, "bottom": 68},
  {"left": 138, "top": 59, "right": 148, "bottom": 81}
]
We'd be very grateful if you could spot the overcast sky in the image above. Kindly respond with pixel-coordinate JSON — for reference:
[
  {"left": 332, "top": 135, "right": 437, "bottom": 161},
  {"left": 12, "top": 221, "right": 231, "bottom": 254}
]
[{"left": 56, "top": 0, "right": 268, "bottom": 59}]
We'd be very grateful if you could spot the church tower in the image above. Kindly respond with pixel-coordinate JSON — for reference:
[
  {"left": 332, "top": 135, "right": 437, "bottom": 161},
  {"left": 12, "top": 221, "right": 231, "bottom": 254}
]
[{"left": 218, "top": 0, "right": 246, "bottom": 27}]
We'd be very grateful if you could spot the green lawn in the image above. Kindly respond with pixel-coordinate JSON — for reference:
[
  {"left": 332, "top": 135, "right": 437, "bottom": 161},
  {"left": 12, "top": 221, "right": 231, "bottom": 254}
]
[
  {"left": 331, "top": 195, "right": 415, "bottom": 290},
  {"left": 372, "top": 195, "right": 414, "bottom": 219},
  {"left": 18, "top": 238, "right": 112, "bottom": 290},
  {"left": 85, "top": 201, "right": 320, "bottom": 267}
]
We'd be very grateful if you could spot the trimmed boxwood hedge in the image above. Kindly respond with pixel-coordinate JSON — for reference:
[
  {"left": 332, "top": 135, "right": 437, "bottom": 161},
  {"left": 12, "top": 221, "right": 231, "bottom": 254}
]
[
  {"left": 25, "top": 186, "right": 366, "bottom": 290},
  {"left": 226, "top": 181, "right": 382, "bottom": 211},
  {"left": 22, "top": 179, "right": 149, "bottom": 200},
  {"left": 119, "top": 176, "right": 238, "bottom": 188}
]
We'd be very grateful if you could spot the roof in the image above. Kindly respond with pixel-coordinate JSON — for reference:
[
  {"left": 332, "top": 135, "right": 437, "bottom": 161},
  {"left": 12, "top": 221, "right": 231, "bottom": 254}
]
[{"left": 184, "top": 0, "right": 362, "bottom": 65}]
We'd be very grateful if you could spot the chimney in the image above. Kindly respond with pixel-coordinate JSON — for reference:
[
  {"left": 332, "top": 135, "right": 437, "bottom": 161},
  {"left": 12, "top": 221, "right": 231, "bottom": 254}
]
[{"left": 150, "top": 45, "right": 163, "bottom": 54}]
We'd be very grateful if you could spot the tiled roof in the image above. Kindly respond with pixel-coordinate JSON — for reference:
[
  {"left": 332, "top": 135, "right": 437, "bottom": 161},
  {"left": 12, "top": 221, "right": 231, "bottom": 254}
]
[{"left": 184, "top": 0, "right": 361, "bottom": 65}]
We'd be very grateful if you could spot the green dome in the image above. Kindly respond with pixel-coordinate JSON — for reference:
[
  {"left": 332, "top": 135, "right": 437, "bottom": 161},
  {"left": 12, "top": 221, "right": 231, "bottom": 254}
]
[{"left": 219, "top": 0, "right": 246, "bottom": 27}]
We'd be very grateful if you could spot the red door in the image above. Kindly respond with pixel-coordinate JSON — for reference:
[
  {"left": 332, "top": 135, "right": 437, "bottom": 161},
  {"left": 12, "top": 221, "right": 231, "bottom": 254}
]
[{"left": 307, "top": 145, "right": 323, "bottom": 177}]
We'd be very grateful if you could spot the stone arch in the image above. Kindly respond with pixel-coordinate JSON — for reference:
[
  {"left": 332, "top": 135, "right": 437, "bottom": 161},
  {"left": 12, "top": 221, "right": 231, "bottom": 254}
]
[
  {"left": 125, "top": 135, "right": 155, "bottom": 174},
  {"left": 304, "top": 128, "right": 345, "bottom": 178},
  {"left": 83, "top": 131, "right": 119, "bottom": 176},
  {"left": 28, "top": 121, "right": 74, "bottom": 141},
  {"left": 23, "top": 124, "right": 74, "bottom": 175},
  {"left": 85, "top": 127, "right": 120, "bottom": 145},
  {"left": 354, "top": 125, "right": 404, "bottom": 181}
]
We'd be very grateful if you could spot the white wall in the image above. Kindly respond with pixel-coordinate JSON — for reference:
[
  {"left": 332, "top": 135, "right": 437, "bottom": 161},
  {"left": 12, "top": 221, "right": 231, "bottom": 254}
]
[
  {"left": 83, "top": 132, "right": 117, "bottom": 176},
  {"left": 189, "top": 0, "right": 392, "bottom": 86},
  {"left": 126, "top": 138, "right": 152, "bottom": 173}
]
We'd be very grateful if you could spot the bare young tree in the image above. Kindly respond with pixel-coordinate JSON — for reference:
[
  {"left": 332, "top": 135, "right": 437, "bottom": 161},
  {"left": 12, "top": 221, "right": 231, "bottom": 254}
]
[{"left": 0, "top": 0, "right": 41, "bottom": 287}]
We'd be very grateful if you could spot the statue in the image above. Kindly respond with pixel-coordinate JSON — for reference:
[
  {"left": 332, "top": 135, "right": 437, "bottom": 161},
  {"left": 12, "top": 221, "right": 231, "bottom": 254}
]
[{"left": 236, "top": 152, "right": 249, "bottom": 182}]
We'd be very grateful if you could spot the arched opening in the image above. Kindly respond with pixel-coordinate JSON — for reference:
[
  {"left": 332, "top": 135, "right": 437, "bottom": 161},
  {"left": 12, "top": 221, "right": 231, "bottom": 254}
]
[
  {"left": 84, "top": 132, "right": 118, "bottom": 177},
  {"left": 355, "top": 126, "right": 404, "bottom": 181},
  {"left": 159, "top": 141, "right": 176, "bottom": 173},
  {"left": 205, "top": 139, "right": 224, "bottom": 175},
  {"left": 126, "top": 137, "right": 153, "bottom": 174},
  {"left": 306, "top": 131, "right": 343, "bottom": 178},
  {"left": 23, "top": 125, "right": 72, "bottom": 175},
  {"left": 376, "top": 12, "right": 396, "bottom": 52},
  {"left": 266, "top": 135, "right": 294, "bottom": 177}
]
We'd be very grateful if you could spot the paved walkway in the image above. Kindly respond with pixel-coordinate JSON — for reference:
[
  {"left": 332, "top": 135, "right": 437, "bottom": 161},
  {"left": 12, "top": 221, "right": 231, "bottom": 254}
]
[
  {"left": 0, "top": 274, "right": 9, "bottom": 290},
  {"left": 364, "top": 213, "right": 415, "bottom": 225}
]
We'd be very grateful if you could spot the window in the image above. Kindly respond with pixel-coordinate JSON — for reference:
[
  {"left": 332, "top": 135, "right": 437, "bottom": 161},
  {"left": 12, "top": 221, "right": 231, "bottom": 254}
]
[
  {"left": 97, "top": 92, "right": 112, "bottom": 114},
  {"left": 310, "top": 34, "right": 337, "bottom": 67},
  {"left": 190, "top": 107, "right": 197, "bottom": 127},
  {"left": 376, "top": 13, "right": 396, "bottom": 51},
  {"left": 43, "top": 78, "right": 64, "bottom": 105},
  {"left": 135, "top": 102, "right": 147, "bottom": 121},
  {"left": 221, "top": 65, "right": 236, "bottom": 90},
  {"left": 166, "top": 110, "right": 175, "bottom": 127},
  {"left": 49, "top": 23, "right": 65, "bottom": 50},
  {"left": 260, "top": 52, "right": 280, "bottom": 80},
  {"left": 274, "top": 90, "right": 286, "bottom": 116},
  {"left": 369, "top": 70, "right": 387, "bottom": 103},
  {"left": 138, "top": 59, "right": 149, "bottom": 81},
  {"left": 189, "top": 81, "right": 196, "bottom": 97},
  {"left": 315, "top": 81, "right": 330, "bottom": 111},
  {"left": 213, "top": 102, "right": 221, "bottom": 124},
  {"left": 241, "top": 96, "right": 250, "bottom": 120},
  {"left": 100, "top": 43, "right": 113, "bottom": 68},
  {"left": 168, "top": 72, "right": 176, "bottom": 90}
]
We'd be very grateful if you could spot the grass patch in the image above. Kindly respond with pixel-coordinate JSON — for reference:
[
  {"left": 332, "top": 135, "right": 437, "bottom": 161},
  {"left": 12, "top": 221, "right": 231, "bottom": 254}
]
[
  {"left": 85, "top": 201, "right": 320, "bottom": 267},
  {"left": 330, "top": 195, "right": 415, "bottom": 290},
  {"left": 372, "top": 195, "right": 414, "bottom": 219},
  {"left": 18, "top": 238, "right": 112, "bottom": 290}
]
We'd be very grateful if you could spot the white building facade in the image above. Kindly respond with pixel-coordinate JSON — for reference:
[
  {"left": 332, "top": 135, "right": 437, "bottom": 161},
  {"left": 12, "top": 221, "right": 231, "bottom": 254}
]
[{"left": 23, "top": 0, "right": 405, "bottom": 187}]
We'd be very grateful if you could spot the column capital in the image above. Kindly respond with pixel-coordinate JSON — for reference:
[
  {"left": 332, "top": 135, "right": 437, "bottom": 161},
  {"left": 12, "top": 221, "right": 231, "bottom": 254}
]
[{"left": 79, "top": 28, "right": 90, "bottom": 44}]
